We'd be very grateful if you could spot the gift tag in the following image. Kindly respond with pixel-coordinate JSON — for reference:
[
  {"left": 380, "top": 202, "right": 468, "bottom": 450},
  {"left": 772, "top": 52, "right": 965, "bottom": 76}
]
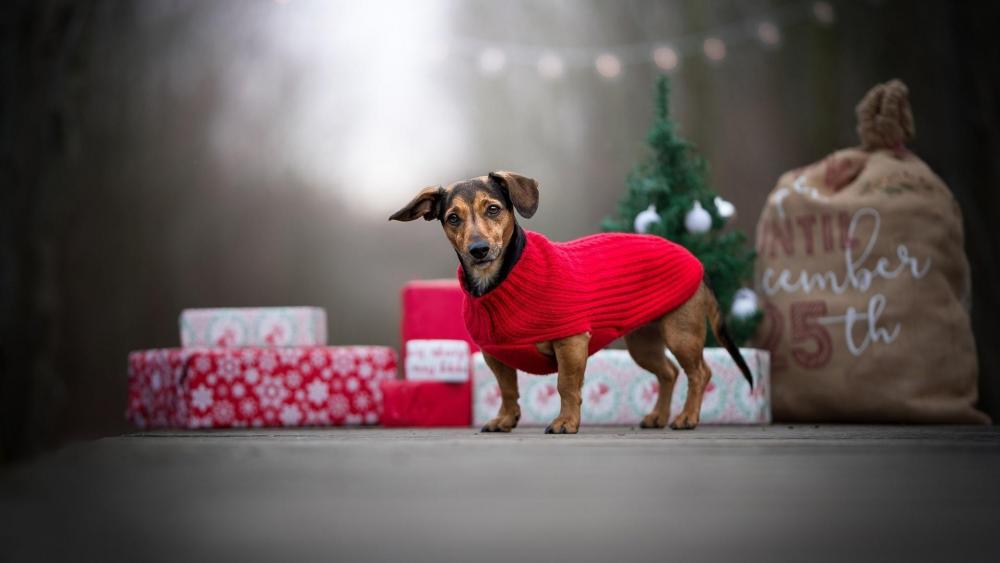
[{"left": 405, "top": 340, "right": 470, "bottom": 382}]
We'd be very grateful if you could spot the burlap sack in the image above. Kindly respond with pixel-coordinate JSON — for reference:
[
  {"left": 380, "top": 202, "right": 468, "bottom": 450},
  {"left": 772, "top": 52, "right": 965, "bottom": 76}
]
[{"left": 754, "top": 79, "right": 988, "bottom": 423}]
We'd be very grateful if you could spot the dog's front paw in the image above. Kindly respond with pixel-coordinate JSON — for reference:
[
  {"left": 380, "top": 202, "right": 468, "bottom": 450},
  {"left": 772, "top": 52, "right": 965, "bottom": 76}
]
[
  {"left": 481, "top": 412, "right": 519, "bottom": 433},
  {"left": 544, "top": 415, "right": 579, "bottom": 434},
  {"left": 669, "top": 410, "right": 699, "bottom": 430},
  {"left": 639, "top": 412, "right": 669, "bottom": 429}
]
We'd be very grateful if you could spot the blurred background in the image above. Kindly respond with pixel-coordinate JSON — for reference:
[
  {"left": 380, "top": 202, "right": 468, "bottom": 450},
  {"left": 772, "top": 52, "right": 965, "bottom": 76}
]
[{"left": 2, "top": 0, "right": 999, "bottom": 461}]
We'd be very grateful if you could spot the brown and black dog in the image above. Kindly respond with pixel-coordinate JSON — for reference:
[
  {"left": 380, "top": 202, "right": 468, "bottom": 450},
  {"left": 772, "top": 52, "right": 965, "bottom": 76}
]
[{"left": 390, "top": 171, "right": 753, "bottom": 434}]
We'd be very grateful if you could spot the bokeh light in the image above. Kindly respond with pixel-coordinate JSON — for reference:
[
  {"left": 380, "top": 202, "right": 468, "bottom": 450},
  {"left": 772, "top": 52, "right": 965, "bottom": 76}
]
[
  {"left": 703, "top": 37, "right": 727, "bottom": 62},
  {"left": 813, "top": 1, "right": 836, "bottom": 25},
  {"left": 478, "top": 47, "right": 507, "bottom": 75},
  {"left": 537, "top": 52, "right": 565, "bottom": 79},
  {"left": 757, "top": 21, "right": 781, "bottom": 47},
  {"left": 652, "top": 45, "right": 679, "bottom": 71},
  {"left": 595, "top": 53, "right": 622, "bottom": 79}
]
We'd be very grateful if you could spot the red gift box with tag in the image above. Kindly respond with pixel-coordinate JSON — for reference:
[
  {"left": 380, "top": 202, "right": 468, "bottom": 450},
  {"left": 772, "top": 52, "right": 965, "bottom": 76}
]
[
  {"left": 127, "top": 346, "right": 397, "bottom": 429},
  {"left": 395, "top": 280, "right": 474, "bottom": 426},
  {"left": 401, "top": 280, "right": 477, "bottom": 361}
]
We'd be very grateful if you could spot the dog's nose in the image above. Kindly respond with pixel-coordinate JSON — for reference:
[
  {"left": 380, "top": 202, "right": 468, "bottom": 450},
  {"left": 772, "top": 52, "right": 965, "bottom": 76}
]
[{"left": 468, "top": 242, "right": 490, "bottom": 260}]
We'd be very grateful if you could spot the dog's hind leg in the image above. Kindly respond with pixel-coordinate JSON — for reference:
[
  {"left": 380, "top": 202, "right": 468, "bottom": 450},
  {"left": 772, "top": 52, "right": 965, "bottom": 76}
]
[
  {"left": 660, "top": 284, "right": 713, "bottom": 430},
  {"left": 625, "top": 322, "right": 678, "bottom": 429},
  {"left": 481, "top": 353, "right": 521, "bottom": 432}
]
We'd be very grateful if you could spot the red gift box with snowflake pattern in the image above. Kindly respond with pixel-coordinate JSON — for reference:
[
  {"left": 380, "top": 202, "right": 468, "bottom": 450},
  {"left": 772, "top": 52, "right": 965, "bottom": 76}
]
[{"left": 127, "top": 346, "right": 397, "bottom": 429}]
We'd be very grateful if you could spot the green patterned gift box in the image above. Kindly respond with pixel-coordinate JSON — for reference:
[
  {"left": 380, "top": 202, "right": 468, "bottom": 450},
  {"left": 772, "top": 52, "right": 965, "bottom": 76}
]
[
  {"left": 473, "top": 348, "right": 770, "bottom": 426},
  {"left": 179, "top": 307, "right": 327, "bottom": 348}
]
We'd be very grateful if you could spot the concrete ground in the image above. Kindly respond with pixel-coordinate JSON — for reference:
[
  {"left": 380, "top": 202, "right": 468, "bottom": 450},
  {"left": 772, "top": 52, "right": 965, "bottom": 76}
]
[{"left": 2, "top": 426, "right": 999, "bottom": 563}]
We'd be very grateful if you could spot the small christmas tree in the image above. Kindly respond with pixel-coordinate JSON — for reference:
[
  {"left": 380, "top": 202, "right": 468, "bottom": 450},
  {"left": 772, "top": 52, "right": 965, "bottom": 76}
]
[{"left": 602, "top": 76, "right": 761, "bottom": 345}]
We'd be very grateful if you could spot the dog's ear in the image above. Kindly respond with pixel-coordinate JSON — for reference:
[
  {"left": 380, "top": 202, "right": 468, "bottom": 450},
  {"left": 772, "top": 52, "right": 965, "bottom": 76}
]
[
  {"left": 489, "top": 171, "right": 539, "bottom": 218},
  {"left": 389, "top": 186, "right": 445, "bottom": 222}
]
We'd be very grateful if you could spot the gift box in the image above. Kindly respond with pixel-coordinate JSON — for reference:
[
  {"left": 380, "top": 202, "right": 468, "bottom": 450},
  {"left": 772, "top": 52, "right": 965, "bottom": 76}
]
[
  {"left": 379, "top": 379, "right": 471, "bottom": 427},
  {"left": 472, "top": 348, "right": 770, "bottom": 426},
  {"left": 127, "top": 349, "right": 188, "bottom": 428},
  {"left": 400, "top": 281, "right": 476, "bottom": 426},
  {"left": 179, "top": 307, "right": 327, "bottom": 348},
  {"left": 388, "top": 339, "right": 472, "bottom": 426},
  {"left": 405, "top": 339, "right": 470, "bottom": 382},
  {"left": 127, "top": 346, "right": 396, "bottom": 429},
  {"left": 400, "top": 280, "right": 477, "bottom": 364}
]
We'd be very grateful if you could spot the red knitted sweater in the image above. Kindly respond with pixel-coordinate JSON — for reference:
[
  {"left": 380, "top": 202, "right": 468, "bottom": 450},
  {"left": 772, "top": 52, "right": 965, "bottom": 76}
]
[{"left": 460, "top": 230, "right": 704, "bottom": 375}]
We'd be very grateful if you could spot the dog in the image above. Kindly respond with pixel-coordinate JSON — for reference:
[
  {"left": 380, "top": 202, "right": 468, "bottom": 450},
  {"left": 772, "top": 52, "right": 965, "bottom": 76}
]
[{"left": 390, "top": 171, "right": 753, "bottom": 434}]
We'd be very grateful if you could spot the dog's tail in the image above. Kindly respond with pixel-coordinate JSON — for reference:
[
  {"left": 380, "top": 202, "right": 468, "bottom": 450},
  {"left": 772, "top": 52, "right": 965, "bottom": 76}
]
[{"left": 704, "top": 279, "right": 754, "bottom": 390}]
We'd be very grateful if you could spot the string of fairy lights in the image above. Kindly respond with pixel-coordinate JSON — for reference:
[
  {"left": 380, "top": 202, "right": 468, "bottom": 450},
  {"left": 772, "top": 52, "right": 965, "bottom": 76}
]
[
  {"left": 269, "top": 0, "right": 837, "bottom": 79},
  {"left": 439, "top": 1, "right": 837, "bottom": 80}
]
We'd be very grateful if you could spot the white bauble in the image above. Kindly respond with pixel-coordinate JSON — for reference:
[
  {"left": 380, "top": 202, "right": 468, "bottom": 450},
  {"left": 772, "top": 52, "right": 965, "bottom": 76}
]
[
  {"left": 730, "top": 288, "right": 760, "bottom": 319},
  {"left": 684, "top": 201, "right": 712, "bottom": 234},
  {"left": 714, "top": 196, "right": 736, "bottom": 220},
  {"left": 633, "top": 204, "right": 661, "bottom": 234}
]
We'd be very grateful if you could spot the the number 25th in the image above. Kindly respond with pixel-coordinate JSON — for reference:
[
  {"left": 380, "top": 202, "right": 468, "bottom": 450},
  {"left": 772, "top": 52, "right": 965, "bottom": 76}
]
[{"left": 759, "top": 300, "right": 832, "bottom": 371}]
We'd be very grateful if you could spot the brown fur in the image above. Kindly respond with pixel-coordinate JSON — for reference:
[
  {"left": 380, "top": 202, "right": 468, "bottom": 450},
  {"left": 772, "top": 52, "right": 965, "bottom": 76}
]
[
  {"left": 390, "top": 172, "right": 738, "bottom": 434},
  {"left": 480, "top": 352, "right": 520, "bottom": 432}
]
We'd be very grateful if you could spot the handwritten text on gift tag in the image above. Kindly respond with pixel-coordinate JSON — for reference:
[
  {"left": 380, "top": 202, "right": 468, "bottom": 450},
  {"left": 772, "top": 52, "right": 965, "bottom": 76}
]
[{"left": 405, "top": 340, "right": 471, "bottom": 382}]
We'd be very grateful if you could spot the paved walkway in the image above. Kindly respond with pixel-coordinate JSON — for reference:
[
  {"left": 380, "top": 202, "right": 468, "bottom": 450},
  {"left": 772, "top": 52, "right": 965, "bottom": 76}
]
[{"left": 2, "top": 426, "right": 999, "bottom": 562}]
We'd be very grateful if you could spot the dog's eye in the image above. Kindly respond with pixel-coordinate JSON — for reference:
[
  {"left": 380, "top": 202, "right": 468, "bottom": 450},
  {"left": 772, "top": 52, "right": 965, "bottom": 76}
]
[
  {"left": 486, "top": 204, "right": 501, "bottom": 217},
  {"left": 446, "top": 213, "right": 461, "bottom": 226}
]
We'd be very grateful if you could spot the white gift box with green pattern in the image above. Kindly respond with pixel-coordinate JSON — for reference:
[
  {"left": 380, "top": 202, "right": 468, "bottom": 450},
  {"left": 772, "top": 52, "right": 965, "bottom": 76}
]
[
  {"left": 473, "top": 348, "right": 770, "bottom": 426},
  {"left": 179, "top": 307, "right": 327, "bottom": 348}
]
